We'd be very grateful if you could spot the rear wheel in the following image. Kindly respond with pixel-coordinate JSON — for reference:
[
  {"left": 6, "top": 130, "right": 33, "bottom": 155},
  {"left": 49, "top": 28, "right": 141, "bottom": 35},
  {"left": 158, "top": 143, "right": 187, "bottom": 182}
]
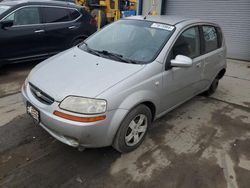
[
  {"left": 203, "top": 77, "right": 219, "bottom": 96},
  {"left": 113, "top": 105, "right": 152, "bottom": 153}
]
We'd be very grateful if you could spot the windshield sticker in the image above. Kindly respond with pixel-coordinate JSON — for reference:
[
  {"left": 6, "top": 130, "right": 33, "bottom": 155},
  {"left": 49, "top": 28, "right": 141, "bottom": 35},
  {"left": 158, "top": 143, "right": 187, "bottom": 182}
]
[{"left": 151, "top": 23, "right": 174, "bottom": 31}]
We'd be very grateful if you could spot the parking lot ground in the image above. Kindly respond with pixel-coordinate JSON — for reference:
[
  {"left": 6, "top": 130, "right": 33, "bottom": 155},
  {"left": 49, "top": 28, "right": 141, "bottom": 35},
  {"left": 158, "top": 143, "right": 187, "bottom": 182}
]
[
  {"left": 0, "top": 61, "right": 39, "bottom": 97},
  {"left": 0, "top": 59, "right": 250, "bottom": 188}
]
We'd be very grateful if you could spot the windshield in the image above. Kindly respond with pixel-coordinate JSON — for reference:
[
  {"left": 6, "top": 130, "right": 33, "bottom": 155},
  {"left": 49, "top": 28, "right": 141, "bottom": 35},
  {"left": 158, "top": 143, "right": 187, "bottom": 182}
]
[
  {"left": 0, "top": 5, "right": 10, "bottom": 15},
  {"left": 79, "top": 19, "right": 175, "bottom": 64}
]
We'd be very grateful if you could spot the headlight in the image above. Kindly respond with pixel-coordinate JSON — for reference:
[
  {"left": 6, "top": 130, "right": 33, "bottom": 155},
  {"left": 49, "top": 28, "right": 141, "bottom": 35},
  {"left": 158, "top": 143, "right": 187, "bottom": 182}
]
[{"left": 59, "top": 96, "right": 107, "bottom": 114}]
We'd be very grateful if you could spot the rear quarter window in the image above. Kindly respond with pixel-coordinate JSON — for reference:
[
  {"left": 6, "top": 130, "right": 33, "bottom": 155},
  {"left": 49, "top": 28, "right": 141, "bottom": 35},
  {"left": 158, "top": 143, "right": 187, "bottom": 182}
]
[
  {"left": 216, "top": 27, "right": 223, "bottom": 48},
  {"left": 68, "top": 9, "right": 80, "bottom": 20}
]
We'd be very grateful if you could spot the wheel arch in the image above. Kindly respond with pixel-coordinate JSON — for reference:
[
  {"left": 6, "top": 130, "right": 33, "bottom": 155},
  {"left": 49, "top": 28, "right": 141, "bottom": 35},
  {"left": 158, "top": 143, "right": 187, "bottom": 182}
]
[
  {"left": 120, "top": 100, "right": 157, "bottom": 122},
  {"left": 106, "top": 89, "right": 160, "bottom": 145},
  {"left": 116, "top": 90, "right": 159, "bottom": 122},
  {"left": 141, "top": 101, "right": 156, "bottom": 122},
  {"left": 217, "top": 68, "right": 226, "bottom": 79}
]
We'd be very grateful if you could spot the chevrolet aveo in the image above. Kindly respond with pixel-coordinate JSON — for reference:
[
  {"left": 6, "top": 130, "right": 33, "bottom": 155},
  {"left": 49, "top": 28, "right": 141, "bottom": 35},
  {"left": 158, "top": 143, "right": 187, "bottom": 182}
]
[{"left": 22, "top": 16, "right": 226, "bottom": 153}]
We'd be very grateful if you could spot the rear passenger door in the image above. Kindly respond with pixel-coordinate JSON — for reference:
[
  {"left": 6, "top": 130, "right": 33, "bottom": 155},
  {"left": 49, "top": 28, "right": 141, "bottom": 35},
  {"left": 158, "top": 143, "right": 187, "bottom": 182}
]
[
  {"left": 201, "top": 25, "right": 225, "bottom": 89},
  {"left": 41, "top": 7, "right": 80, "bottom": 54}
]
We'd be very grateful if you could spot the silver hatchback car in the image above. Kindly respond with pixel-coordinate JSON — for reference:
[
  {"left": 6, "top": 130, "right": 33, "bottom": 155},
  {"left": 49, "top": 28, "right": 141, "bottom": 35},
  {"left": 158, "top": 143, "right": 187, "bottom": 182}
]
[{"left": 22, "top": 16, "right": 226, "bottom": 153}]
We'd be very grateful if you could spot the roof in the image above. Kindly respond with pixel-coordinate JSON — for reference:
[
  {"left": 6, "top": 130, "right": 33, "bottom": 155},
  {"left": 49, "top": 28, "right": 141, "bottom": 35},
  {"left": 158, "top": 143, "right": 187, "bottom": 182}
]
[
  {"left": 126, "top": 15, "right": 202, "bottom": 26},
  {"left": 0, "top": 0, "right": 77, "bottom": 7}
]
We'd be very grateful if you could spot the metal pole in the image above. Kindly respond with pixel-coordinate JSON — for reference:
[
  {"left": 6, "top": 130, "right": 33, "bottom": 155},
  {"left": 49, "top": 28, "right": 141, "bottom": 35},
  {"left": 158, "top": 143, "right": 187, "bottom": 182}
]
[
  {"left": 97, "top": 10, "right": 101, "bottom": 31},
  {"left": 137, "top": 0, "right": 143, "bottom": 15},
  {"left": 161, "top": 0, "right": 166, "bottom": 15}
]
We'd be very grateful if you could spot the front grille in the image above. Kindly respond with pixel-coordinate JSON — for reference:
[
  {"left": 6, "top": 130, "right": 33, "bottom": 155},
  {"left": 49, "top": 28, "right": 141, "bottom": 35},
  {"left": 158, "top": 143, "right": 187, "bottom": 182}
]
[{"left": 29, "top": 83, "right": 54, "bottom": 105}]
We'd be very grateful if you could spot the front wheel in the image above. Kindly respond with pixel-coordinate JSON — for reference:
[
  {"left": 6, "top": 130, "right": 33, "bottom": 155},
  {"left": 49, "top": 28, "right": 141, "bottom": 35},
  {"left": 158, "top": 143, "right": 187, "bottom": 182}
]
[{"left": 113, "top": 105, "right": 152, "bottom": 153}]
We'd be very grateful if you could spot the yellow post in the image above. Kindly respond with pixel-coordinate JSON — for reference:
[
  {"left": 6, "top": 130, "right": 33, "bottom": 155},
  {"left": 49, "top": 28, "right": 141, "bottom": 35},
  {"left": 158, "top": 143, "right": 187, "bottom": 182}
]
[
  {"left": 97, "top": 10, "right": 101, "bottom": 31},
  {"left": 114, "top": 0, "right": 120, "bottom": 21}
]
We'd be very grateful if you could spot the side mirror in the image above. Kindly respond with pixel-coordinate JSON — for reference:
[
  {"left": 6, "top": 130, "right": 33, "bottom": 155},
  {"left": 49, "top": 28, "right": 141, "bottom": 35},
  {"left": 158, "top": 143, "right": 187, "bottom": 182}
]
[
  {"left": 170, "top": 55, "right": 192, "bottom": 68},
  {"left": 0, "top": 20, "right": 14, "bottom": 29}
]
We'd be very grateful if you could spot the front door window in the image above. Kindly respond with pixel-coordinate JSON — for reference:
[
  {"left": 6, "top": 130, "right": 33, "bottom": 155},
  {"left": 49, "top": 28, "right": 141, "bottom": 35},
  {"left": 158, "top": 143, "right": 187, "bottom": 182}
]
[
  {"left": 4, "top": 7, "right": 41, "bottom": 26},
  {"left": 173, "top": 26, "right": 200, "bottom": 59}
]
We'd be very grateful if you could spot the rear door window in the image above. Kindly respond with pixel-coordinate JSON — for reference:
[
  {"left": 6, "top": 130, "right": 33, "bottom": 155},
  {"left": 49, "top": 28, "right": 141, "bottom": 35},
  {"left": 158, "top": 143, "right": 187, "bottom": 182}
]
[
  {"left": 202, "top": 26, "right": 219, "bottom": 53},
  {"left": 4, "top": 7, "right": 41, "bottom": 26},
  {"left": 42, "top": 7, "right": 70, "bottom": 23}
]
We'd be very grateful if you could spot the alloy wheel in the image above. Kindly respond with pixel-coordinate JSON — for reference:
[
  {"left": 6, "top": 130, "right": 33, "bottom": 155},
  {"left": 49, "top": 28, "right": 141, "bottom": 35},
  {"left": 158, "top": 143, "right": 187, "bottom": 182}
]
[{"left": 125, "top": 114, "right": 148, "bottom": 146}]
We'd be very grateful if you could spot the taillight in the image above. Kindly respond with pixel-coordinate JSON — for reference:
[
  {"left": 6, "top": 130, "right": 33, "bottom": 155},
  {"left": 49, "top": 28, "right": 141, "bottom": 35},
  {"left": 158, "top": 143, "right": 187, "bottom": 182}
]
[{"left": 90, "top": 18, "right": 97, "bottom": 26}]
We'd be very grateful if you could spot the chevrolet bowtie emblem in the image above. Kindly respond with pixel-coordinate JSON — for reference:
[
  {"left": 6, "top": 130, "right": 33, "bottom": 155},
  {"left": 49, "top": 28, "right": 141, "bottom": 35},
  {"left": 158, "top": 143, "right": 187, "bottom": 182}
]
[{"left": 35, "top": 91, "right": 42, "bottom": 98}]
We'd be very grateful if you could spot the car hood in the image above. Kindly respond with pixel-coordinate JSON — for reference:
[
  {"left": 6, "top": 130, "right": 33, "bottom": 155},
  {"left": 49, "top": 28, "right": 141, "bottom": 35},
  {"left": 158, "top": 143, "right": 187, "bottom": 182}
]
[{"left": 28, "top": 47, "right": 145, "bottom": 101}]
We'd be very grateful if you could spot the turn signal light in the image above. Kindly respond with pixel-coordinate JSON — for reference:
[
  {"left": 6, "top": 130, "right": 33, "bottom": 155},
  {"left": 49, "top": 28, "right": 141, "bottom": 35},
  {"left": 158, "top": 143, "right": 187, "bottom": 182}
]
[{"left": 53, "top": 111, "right": 106, "bottom": 123}]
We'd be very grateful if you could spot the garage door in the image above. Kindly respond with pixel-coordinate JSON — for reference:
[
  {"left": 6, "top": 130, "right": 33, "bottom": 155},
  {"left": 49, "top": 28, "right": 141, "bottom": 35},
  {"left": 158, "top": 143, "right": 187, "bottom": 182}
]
[{"left": 164, "top": 0, "right": 250, "bottom": 61}]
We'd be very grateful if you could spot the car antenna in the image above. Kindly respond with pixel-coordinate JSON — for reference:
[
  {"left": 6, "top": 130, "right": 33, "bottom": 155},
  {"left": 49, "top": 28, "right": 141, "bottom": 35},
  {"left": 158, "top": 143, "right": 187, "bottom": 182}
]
[{"left": 143, "top": 7, "right": 152, "bottom": 19}]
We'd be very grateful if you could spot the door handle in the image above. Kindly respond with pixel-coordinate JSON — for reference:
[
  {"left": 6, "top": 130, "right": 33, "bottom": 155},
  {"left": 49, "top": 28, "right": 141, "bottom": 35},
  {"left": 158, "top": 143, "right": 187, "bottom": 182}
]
[
  {"left": 196, "top": 63, "right": 202, "bottom": 68},
  {"left": 34, "top": 29, "right": 45, "bottom": 33},
  {"left": 68, "top": 26, "right": 76, "bottom": 29}
]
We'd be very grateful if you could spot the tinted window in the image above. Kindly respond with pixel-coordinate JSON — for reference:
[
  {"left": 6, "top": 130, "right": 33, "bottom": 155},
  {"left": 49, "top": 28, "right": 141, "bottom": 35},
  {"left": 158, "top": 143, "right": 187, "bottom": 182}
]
[
  {"left": 202, "top": 26, "right": 219, "bottom": 53},
  {"left": 42, "top": 7, "right": 70, "bottom": 23},
  {"left": 173, "top": 26, "right": 200, "bottom": 58},
  {"left": 68, "top": 9, "right": 80, "bottom": 20},
  {"left": 4, "top": 7, "right": 40, "bottom": 25}
]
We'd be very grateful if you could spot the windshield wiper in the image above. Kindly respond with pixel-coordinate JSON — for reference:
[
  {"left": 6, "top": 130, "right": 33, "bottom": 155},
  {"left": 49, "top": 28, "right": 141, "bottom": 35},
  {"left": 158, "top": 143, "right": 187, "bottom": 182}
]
[
  {"left": 96, "top": 50, "right": 137, "bottom": 64},
  {"left": 81, "top": 42, "right": 101, "bottom": 57},
  {"left": 81, "top": 44, "right": 137, "bottom": 64}
]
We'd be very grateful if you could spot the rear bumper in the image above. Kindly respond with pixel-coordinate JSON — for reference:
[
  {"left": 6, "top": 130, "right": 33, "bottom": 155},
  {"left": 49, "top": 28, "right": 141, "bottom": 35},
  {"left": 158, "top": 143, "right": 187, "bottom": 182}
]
[{"left": 22, "top": 83, "right": 128, "bottom": 148}]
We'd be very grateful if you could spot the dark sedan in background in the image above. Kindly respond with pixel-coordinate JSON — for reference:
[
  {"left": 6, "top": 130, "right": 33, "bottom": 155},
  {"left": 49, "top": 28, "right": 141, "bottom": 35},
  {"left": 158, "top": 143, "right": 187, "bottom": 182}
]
[{"left": 0, "top": 0, "right": 96, "bottom": 66}]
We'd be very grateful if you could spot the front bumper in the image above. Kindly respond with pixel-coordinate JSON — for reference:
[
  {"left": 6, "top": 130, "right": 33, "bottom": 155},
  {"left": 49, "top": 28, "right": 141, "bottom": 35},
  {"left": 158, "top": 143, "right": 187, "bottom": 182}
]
[{"left": 22, "top": 83, "right": 128, "bottom": 148}]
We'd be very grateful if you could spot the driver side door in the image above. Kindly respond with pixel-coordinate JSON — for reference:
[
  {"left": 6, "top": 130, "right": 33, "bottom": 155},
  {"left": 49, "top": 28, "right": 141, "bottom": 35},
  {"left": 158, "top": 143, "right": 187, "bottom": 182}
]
[
  {"left": 0, "top": 6, "right": 46, "bottom": 62},
  {"left": 160, "top": 26, "right": 203, "bottom": 112}
]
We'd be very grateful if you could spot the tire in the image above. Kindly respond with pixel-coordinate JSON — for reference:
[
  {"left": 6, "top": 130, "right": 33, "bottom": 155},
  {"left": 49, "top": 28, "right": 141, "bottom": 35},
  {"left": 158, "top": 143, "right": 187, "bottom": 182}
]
[
  {"left": 113, "top": 105, "right": 152, "bottom": 153},
  {"left": 203, "top": 77, "right": 219, "bottom": 96},
  {"left": 90, "top": 9, "right": 107, "bottom": 28}
]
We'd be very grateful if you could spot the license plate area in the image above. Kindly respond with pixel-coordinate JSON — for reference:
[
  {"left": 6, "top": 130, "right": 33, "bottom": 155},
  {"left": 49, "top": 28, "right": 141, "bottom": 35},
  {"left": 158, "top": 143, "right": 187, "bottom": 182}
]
[{"left": 27, "top": 102, "right": 40, "bottom": 123}]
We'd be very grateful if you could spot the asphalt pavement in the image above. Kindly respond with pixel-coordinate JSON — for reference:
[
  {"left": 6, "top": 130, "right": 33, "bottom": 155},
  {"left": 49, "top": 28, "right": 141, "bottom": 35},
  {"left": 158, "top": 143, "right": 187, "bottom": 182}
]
[{"left": 0, "top": 59, "right": 250, "bottom": 188}]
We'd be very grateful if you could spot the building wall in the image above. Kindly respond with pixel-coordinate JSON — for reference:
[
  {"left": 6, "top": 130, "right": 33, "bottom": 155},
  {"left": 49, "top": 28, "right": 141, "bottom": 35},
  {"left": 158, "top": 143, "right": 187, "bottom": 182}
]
[{"left": 164, "top": 0, "right": 250, "bottom": 61}]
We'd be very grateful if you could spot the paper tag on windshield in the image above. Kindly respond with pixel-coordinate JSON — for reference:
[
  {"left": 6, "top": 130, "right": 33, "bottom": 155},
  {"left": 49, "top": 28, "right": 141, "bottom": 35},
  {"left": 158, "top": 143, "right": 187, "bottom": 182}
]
[{"left": 151, "top": 23, "right": 174, "bottom": 31}]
